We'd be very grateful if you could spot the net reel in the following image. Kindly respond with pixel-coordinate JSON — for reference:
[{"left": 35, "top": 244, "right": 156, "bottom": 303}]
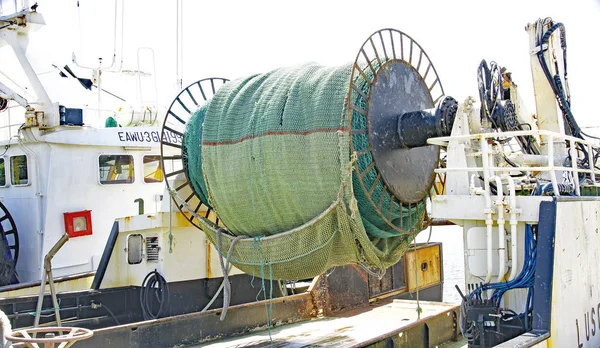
[{"left": 160, "top": 30, "right": 456, "bottom": 279}]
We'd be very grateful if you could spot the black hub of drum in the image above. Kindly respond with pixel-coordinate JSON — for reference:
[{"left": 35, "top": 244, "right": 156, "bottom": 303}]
[
  {"left": 367, "top": 60, "right": 447, "bottom": 204},
  {"left": 396, "top": 96, "right": 458, "bottom": 149},
  {"left": 348, "top": 29, "right": 455, "bottom": 232}
]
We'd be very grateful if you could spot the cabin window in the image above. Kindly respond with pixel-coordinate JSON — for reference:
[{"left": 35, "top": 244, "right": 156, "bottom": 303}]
[
  {"left": 10, "top": 155, "right": 28, "bottom": 186},
  {"left": 143, "top": 155, "right": 163, "bottom": 183},
  {"left": 0, "top": 158, "right": 6, "bottom": 187},
  {"left": 98, "top": 155, "right": 134, "bottom": 185},
  {"left": 127, "top": 234, "right": 143, "bottom": 264}
]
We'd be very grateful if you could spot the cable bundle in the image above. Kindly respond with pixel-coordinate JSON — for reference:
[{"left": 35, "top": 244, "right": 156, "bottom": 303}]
[
  {"left": 534, "top": 19, "right": 600, "bottom": 179},
  {"left": 462, "top": 224, "right": 537, "bottom": 335},
  {"left": 140, "top": 270, "right": 170, "bottom": 320}
]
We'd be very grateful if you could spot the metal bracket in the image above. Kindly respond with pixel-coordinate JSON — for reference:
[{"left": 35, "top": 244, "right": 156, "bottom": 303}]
[
  {"left": 33, "top": 234, "right": 70, "bottom": 328},
  {"left": 0, "top": 80, "right": 28, "bottom": 108},
  {"left": 452, "top": 311, "right": 458, "bottom": 341},
  {"left": 530, "top": 43, "right": 549, "bottom": 55}
]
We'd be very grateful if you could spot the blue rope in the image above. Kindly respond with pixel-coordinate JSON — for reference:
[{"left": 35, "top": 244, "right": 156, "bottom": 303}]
[{"left": 469, "top": 225, "right": 536, "bottom": 303}]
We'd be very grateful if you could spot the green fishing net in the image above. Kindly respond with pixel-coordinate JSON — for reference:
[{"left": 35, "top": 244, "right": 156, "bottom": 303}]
[{"left": 183, "top": 62, "right": 427, "bottom": 280}]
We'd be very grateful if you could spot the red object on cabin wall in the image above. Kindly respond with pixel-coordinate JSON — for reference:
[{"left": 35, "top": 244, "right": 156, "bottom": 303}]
[{"left": 63, "top": 210, "right": 93, "bottom": 237}]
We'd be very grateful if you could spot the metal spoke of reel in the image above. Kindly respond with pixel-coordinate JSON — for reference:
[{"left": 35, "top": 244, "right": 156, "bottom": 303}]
[
  {"left": 160, "top": 78, "right": 228, "bottom": 228},
  {"left": 0, "top": 201, "right": 19, "bottom": 264},
  {"left": 347, "top": 29, "right": 445, "bottom": 234}
]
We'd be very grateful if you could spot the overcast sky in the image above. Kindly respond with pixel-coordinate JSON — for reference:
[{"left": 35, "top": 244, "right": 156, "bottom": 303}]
[{"left": 2, "top": 0, "right": 600, "bottom": 127}]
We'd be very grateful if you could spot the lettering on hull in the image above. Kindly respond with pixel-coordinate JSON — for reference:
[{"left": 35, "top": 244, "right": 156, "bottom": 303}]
[
  {"left": 117, "top": 130, "right": 182, "bottom": 144},
  {"left": 576, "top": 303, "right": 600, "bottom": 347}
]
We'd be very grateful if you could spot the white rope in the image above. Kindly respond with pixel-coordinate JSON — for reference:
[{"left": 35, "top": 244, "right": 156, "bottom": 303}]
[
  {"left": 216, "top": 229, "right": 243, "bottom": 321},
  {"left": 167, "top": 190, "right": 244, "bottom": 320},
  {"left": 413, "top": 225, "right": 432, "bottom": 320}
]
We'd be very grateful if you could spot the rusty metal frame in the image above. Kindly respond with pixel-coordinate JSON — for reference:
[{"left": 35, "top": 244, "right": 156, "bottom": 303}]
[
  {"left": 79, "top": 274, "right": 451, "bottom": 348},
  {"left": 80, "top": 292, "right": 315, "bottom": 348},
  {"left": 55, "top": 238, "right": 450, "bottom": 347}
]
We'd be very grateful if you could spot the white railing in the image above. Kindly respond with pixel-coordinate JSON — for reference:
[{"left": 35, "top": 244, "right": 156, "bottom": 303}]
[
  {"left": 0, "top": 104, "right": 24, "bottom": 139},
  {"left": 428, "top": 129, "right": 600, "bottom": 197},
  {"left": 0, "top": 0, "right": 26, "bottom": 16}
]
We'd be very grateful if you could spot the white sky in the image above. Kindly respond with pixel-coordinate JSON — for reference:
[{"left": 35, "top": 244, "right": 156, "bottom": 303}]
[{"left": 2, "top": 0, "right": 600, "bottom": 126}]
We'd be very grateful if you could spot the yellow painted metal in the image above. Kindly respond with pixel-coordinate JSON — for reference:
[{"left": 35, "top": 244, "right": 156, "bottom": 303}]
[
  {"left": 101, "top": 212, "right": 241, "bottom": 290},
  {"left": 0, "top": 274, "right": 94, "bottom": 298},
  {"left": 532, "top": 340, "right": 549, "bottom": 348},
  {"left": 206, "top": 240, "right": 212, "bottom": 278},
  {"left": 406, "top": 244, "right": 441, "bottom": 292}
]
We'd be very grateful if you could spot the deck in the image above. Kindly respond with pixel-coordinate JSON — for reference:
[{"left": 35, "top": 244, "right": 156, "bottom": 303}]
[{"left": 197, "top": 300, "right": 460, "bottom": 347}]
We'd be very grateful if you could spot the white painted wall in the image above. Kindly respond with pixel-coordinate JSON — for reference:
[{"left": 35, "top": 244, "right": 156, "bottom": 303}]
[
  {"left": 0, "top": 127, "right": 179, "bottom": 282},
  {"left": 551, "top": 200, "right": 600, "bottom": 347}
]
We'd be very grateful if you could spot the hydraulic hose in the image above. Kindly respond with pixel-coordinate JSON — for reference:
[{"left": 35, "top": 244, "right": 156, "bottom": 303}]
[{"left": 140, "top": 270, "right": 170, "bottom": 321}]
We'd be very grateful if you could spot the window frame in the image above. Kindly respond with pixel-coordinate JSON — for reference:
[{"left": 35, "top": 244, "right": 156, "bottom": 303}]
[
  {"left": 10, "top": 154, "right": 30, "bottom": 187},
  {"left": 0, "top": 157, "right": 8, "bottom": 188},
  {"left": 97, "top": 154, "right": 135, "bottom": 186},
  {"left": 126, "top": 234, "right": 144, "bottom": 265},
  {"left": 142, "top": 154, "right": 164, "bottom": 184}
]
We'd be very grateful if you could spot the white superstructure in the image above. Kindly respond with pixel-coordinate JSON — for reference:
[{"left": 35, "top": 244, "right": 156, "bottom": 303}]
[
  {"left": 0, "top": 3, "right": 180, "bottom": 283},
  {"left": 428, "top": 18, "right": 600, "bottom": 347}
]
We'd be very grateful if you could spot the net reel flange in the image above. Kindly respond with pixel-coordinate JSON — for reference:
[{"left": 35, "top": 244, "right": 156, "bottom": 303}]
[
  {"left": 160, "top": 78, "right": 228, "bottom": 229},
  {"left": 347, "top": 28, "right": 446, "bottom": 233}
]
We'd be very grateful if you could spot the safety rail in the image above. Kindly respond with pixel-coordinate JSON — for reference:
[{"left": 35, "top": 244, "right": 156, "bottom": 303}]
[{"left": 428, "top": 129, "right": 600, "bottom": 197}]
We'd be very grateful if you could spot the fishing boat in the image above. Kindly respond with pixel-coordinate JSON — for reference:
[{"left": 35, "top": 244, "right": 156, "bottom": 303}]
[
  {"left": 0, "top": 1, "right": 598, "bottom": 348},
  {"left": 0, "top": 3, "right": 447, "bottom": 347}
]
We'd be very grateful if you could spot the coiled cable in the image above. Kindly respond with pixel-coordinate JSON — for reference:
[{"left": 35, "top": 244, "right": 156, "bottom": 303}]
[{"left": 140, "top": 270, "right": 170, "bottom": 320}]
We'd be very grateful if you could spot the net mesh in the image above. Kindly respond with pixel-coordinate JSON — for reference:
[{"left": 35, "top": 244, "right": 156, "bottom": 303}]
[{"left": 183, "top": 62, "right": 427, "bottom": 280}]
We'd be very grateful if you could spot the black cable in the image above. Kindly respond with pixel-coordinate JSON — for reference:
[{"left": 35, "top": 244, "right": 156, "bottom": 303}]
[
  {"left": 477, "top": 60, "right": 503, "bottom": 128},
  {"left": 479, "top": 175, "right": 498, "bottom": 195},
  {"left": 580, "top": 130, "right": 600, "bottom": 141},
  {"left": 536, "top": 23, "right": 580, "bottom": 139},
  {"left": 477, "top": 60, "right": 539, "bottom": 158},
  {"left": 0, "top": 144, "right": 10, "bottom": 157},
  {"left": 534, "top": 21, "right": 600, "bottom": 176},
  {"left": 96, "top": 87, "right": 127, "bottom": 102},
  {"left": 140, "top": 270, "right": 170, "bottom": 320},
  {"left": 101, "top": 303, "right": 121, "bottom": 325},
  {"left": 503, "top": 155, "right": 528, "bottom": 177}
]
